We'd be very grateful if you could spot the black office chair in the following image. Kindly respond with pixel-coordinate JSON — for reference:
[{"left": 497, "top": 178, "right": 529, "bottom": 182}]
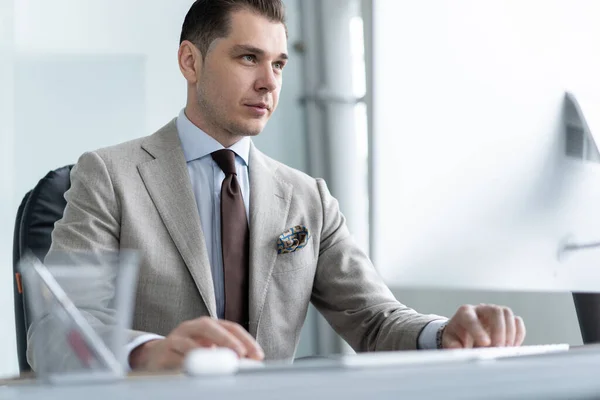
[{"left": 13, "top": 165, "right": 73, "bottom": 372}]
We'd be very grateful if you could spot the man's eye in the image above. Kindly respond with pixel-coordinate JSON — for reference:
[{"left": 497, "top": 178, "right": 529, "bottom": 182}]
[
  {"left": 243, "top": 55, "right": 256, "bottom": 62},
  {"left": 274, "top": 62, "right": 285, "bottom": 70}
]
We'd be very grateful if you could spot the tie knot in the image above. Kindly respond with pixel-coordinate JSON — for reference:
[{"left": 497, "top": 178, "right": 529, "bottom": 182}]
[{"left": 211, "top": 149, "right": 237, "bottom": 175}]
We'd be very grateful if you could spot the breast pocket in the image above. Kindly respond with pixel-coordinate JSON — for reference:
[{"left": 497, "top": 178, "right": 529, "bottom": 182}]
[{"left": 272, "top": 236, "right": 316, "bottom": 274}]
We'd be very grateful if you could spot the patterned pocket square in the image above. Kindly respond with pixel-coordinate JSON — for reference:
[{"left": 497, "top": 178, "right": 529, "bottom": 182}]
[{"left": 277, "top": 225, "right": 310, "bottom": 254}]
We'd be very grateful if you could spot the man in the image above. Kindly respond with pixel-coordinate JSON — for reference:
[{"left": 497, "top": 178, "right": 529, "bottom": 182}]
[{"left": 29, "top": 0, "right": 525, "bottom": 371}]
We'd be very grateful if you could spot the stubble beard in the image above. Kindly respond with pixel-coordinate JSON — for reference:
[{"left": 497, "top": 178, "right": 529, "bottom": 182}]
[{"left": 196, "top": 88, "right": 263, "bottom": 139}]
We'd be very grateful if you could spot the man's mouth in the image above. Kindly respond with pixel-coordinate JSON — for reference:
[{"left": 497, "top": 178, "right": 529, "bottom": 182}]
[{"left": 245, "top": 102, "right": 269, "bottom": 110}]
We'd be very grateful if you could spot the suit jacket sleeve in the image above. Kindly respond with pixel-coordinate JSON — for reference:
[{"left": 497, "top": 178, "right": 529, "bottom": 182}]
[
  {"left": 26, "top": 151, "right": 148, "bottom": 371},
  {"left": 310, "top": 178, "right": 445, "bottom": 351}
]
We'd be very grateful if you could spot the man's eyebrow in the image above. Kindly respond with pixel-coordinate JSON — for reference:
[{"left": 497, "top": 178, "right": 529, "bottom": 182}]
[{"left": 231, "top": 44, "right": 288, "bottom": 60}]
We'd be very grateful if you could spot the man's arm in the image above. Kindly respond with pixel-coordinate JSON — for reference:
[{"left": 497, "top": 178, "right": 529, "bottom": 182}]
[
  {"left": 310, "top": 179, "right": 444, "bottom": 352},
  {"left": 310, "top": 179, "right": 526, "bottom": 351}
]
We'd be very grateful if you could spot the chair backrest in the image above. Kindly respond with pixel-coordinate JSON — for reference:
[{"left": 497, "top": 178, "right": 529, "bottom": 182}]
[{"left": 12, "top": 165, "right": 73, "bottom": 372}]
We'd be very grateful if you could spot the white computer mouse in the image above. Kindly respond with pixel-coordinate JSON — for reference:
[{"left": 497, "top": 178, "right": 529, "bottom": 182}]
[{"left": 184, "top": 348, "right": 239, "bottom": 376}]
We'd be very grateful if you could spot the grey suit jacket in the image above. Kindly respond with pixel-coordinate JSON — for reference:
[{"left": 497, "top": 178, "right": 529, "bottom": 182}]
[{"left": 28, "top": 119, "right": 441, "bottom": 368}]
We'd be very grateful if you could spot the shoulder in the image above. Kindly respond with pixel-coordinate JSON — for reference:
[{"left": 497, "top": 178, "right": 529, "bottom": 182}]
[{"left": 79, "top": 119, "right": 178, "bottom": 170}]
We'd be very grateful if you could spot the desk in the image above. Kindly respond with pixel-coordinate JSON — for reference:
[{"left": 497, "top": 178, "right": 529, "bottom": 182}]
[{"left": 3, "top": 348, "right": 600, "bottom": 399}]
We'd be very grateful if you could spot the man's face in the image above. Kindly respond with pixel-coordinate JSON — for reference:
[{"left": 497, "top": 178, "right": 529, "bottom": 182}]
[{"left": 195, "top": 9, "right": 288, "bottom": 137}]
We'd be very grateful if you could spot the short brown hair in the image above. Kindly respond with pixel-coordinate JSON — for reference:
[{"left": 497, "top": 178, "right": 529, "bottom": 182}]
[{"left": 180, "top": 0, "right": 287, "bottom": 58}]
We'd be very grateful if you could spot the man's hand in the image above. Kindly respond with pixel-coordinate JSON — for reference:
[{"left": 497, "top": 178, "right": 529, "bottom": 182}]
[
  {"left": 442, "top": 304, "right": 526, "bottom": 348},
  {"left": 129, "top": 317, "right": 264, "bottom": 370}
]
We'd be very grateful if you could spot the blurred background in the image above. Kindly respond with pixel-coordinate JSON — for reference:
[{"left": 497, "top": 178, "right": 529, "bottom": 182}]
[{"left": 2, "top": 0, "right": 600, "bottom": 379}]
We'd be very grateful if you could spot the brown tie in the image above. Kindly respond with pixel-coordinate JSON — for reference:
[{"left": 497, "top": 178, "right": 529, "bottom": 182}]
[{"left": 211, "top": 149, "right": 249, "bottom": 330}]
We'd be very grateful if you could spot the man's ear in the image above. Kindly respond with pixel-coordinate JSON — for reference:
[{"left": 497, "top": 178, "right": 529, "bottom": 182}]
[{"left": 178, "top": 40, "right": 203, "bottom": 84}]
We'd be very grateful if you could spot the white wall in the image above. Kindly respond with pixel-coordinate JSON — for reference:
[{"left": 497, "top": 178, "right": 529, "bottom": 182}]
[
  {"left": 0, "top": 0, "right": 308, "bottom": 378},
  {"left": 12, "top": 0, "right": 191, "bottom": 193},
  {"left": 12, "top": 0, "right": 306, "bottom": 191},
  {"left": 0, "top": 0, "right": 19, "bottom": 380},
  {"left": 373, "top": 0, "right": 600, "bottom": 345}
]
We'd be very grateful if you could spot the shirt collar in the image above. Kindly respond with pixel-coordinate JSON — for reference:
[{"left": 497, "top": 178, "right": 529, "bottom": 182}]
[{"left": 176, "top": 108, "right": 251, "bottom": 166}]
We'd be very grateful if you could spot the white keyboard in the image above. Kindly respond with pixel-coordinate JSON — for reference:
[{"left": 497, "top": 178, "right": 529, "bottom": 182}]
[{"left": 339, "top": 344, "right": 570, "bottom": 368}]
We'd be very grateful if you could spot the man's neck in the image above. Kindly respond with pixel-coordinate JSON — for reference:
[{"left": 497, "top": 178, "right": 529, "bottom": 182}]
[{"left": 183, "top": 106, "right": 242, "bottom": 148}]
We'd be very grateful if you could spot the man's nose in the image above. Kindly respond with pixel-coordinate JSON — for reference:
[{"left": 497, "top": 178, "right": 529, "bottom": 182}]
[{"left": 255, "top": 65, "right": 279, "bottom": 92}]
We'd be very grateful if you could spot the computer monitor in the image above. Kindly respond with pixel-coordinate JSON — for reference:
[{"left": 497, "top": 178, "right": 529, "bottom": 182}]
[{"left": 371, "top": 1, "right": 600, "bottom": 292}]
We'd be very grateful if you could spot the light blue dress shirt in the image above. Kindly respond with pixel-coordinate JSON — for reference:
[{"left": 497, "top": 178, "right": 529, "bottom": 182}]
[
  {"left": 177, "top": 109, "right": 251, "bottom": 319},
  {"left": 126, "top": 109, "right": 446, "bottom": 360}
]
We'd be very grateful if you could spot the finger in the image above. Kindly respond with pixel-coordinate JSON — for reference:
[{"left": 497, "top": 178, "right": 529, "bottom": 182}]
[
  {"left": 503, "top": 308, "right": 516, "bottom": 346},
  {"left": 443, "top": 337, "right": 464, "bottom": 349},
  {"left": 459, "top": 327, "right": 475, "bottom": 348},
  {"left": 457, "top": 305, "right": 490, "bottom": 347},
  {"left": 178, "top": 318, "right": 248, "bottom": 357},
  {"left": 514, "top": 316, "right": 526, "bottom": 346},
  {"left": 477, "top": 305, "right": 505, "bottom": 347},
  {"left": 219, "top": 320, "right": 265, "bottom": 360},
  {"left": 169, "top": 336, "right": 201, "bottom": 357}
]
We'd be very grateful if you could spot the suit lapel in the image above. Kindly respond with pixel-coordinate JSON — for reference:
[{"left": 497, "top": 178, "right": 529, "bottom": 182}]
[
  {"left": 248, "top": 144, "right": 293, "bottom": 338},
  {"left": 138, "top": 121, "right": 217, "bottom": 317}
]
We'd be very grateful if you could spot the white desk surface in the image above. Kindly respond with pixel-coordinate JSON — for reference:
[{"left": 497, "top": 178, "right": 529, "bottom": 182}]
[{"left": 3, "top": 347, "right": 600, "bottom": 400}]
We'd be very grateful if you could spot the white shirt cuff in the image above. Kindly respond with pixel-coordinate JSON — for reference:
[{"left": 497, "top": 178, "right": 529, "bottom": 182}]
[
  {"left": 417, "top": 319, "right": 449, "bottom": 350},
  {"left": 125, "top": 333, "right": 164, "bottom": 369}
]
